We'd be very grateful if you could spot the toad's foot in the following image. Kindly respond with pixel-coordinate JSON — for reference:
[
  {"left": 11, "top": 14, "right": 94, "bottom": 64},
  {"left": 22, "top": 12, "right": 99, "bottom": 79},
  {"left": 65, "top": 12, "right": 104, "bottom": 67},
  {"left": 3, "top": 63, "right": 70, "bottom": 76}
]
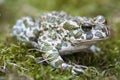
[{"left": 71, "top": 64, "right": 88, "bottom": 75}]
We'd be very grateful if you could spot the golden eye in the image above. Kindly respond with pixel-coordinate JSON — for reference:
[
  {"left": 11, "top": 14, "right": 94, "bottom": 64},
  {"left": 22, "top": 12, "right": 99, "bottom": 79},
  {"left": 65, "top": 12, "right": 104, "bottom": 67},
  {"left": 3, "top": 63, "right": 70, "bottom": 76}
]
[{"left": 81, "top": 23, "right": 92, "bottom": 32}]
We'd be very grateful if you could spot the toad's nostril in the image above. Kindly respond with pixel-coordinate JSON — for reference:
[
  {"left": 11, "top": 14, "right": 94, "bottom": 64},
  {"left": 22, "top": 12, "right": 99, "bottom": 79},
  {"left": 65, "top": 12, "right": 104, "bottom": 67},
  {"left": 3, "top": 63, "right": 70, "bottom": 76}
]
[{"left": 95, "top": 32, "right": 104, "bottom": 38}]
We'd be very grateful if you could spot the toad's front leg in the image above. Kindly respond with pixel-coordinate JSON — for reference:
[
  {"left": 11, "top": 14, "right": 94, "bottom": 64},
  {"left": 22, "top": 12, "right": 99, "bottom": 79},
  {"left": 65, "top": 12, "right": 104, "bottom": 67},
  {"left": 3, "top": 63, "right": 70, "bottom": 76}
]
[{"left": 40, "top": 42, "right": 87, "bottom": 75}]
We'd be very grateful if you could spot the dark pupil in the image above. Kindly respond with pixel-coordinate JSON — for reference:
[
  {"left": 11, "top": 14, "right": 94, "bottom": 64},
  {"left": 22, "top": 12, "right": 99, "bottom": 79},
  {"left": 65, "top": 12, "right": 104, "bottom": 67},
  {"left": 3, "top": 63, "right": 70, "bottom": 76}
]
[{"left": 81, "top": 24, "right": 92, "bottom": 32}]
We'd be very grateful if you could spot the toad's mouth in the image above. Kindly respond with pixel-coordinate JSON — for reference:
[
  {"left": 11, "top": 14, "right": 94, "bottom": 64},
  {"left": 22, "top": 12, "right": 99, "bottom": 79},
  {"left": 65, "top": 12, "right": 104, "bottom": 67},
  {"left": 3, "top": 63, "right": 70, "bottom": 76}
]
[
  {"left": 79, "top": 37, "right": 109, "bottom": 43},
  {"left": 72, "top": 36, "right": 109, "bottom": 44}
]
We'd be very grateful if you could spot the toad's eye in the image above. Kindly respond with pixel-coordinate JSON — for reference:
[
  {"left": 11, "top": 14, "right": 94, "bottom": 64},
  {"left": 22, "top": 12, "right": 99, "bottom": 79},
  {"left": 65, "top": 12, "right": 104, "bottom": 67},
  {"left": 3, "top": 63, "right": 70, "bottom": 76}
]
[{"left": 81, "top": 23, "right": 92, "bottom": 32}]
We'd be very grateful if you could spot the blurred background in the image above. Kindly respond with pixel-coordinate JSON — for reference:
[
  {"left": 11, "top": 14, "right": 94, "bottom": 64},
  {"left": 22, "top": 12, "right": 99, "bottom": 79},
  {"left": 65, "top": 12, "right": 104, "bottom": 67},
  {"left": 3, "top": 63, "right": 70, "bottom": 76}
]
[{"left": 0, "top": 0, "right": 120, "bottom": 80}]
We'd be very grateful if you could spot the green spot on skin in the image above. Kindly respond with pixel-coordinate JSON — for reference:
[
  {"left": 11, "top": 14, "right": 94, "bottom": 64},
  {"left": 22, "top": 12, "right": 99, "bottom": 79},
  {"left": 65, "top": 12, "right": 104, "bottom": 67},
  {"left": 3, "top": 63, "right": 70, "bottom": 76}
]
[
  {"left": 51, "top": 35, "right": 57, "bottom": 40},
  {"left": 48, "top": 32, "right": 57, "bottom": 40},
  {"left": 69, "top": 31, "right": 74, "bottom": 36},
  {"left": 33, "top": 29, "right": 40, "bottom": 37},
  {"left": 43, "top": 36, "right": 46, "bottom": 40},
  {"left": 47, "top": 53, "right": 59, "bottom": 62},
  {"left": 39, "top": 32, "right": 44, "bottom": 36},
  {"left": 42, "top": 43, "right": 52, "bottom": 51},
  {"left": 56, "top": 43, "right": 62, "bottom": 50},
  {"left": 74, "top": 32, "right": 82, "bottom": 39},
  {"left": 47, "top": 54, "right": 55, "bottom": 62},
  {"left": 81, "top": 36, "right": 84, "bottom": 39},
  {"left": 44, "top": 27, "right": 48, "bottom": 31},
  {"left": 63, "top": 37, "right": 67, "bottom": 41},
  {"left": 23, "top": 20, "right": 29, "bottom": 28},
  {"left": 42, "top": 23, "right": 47, "bottom": 28},
  {"left": 20, "top": 36, "right": 27, "bottom": 40},
  {"left": 57, "top": 29, "right": 63, "bottom": 34},
  {"left": 63, "top": 22, "right": 78, "bottom": 30},
  {"left": 54, "top": 60, "right": 64, "bottom": 68},
  {"left": 62, "top": 42, "right": 68, "bottom": 47}
]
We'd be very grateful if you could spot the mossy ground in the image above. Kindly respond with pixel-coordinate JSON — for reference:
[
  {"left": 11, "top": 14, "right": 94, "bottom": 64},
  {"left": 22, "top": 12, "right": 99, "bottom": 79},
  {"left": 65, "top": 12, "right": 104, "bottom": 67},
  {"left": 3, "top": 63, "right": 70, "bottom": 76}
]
[{"left": 0, "top": 0, "right": 120, "bottom": 80}]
